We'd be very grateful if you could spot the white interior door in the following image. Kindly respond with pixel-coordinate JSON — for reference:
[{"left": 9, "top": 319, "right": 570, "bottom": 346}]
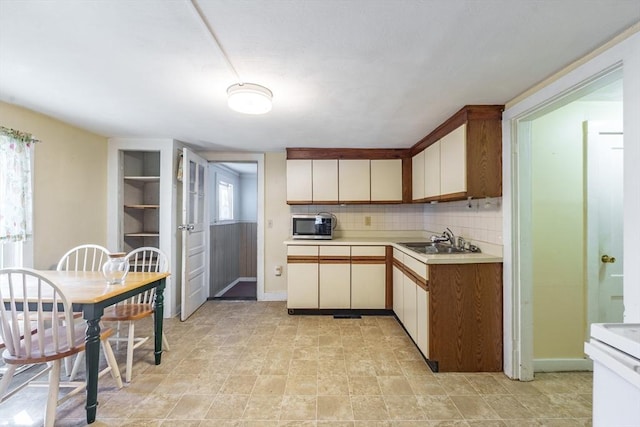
[
  {"left": 180, "top": 148, "right": 209, "bottom": 321},
  {"left": 586, "top": 121, "right": 624, "bottom": 327}
]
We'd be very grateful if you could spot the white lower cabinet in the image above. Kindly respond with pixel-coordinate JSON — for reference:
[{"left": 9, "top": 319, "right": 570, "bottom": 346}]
[
  {"left": 319, "top": 246, "right": 351, "bottom": 309},
  {"left": 351, "top": 246, "right": 386, "bottom": 309},
  {"left": 402, "top": 275, "right": 418, "bottom": 340},
  {"left": 287, "top": 245, "right": 319, "bottom": 309},
  {"left": 392, "top": 249, "right": 405, "bottom": 323},
  {"left": 288, "top": 244, "right": 388, "bottom": 310},
  {"left": 416, "top": 285, "right": 429, "bottom": 357},
  {"left": 393, "top": 248, "right": 429, "bottom": 358}
]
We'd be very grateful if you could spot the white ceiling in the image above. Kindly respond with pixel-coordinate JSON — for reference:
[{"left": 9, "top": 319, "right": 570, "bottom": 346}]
[
  {"left": 218, "top": 162, "right": 257, "bottom": 175},
  {"left": 0, "top": 1, "right": 638, "bottom": 152}
]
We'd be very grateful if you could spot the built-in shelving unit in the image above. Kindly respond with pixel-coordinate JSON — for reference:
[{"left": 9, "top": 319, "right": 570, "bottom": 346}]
[{"left": 121, "top": 151, "right": 161, "bottom": 252}]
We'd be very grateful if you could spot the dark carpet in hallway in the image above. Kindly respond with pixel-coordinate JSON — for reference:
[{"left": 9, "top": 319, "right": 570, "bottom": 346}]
[{"left": 213, "top": 281, "right": 257, "bottom": 300}]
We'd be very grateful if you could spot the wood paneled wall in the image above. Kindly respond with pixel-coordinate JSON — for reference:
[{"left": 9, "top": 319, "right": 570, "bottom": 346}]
[{"left": 210, "top": 222, "right": 257, "bottom": 296}]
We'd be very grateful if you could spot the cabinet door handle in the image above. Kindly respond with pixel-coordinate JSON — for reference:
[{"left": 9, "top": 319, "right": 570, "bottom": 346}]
[{"left": 178, "top": 224, "right": 195, "bottom": 231}]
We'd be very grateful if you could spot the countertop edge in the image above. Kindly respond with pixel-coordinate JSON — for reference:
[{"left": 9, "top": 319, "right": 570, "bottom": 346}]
[{"left": 284, "top": 238, "right": 503, "bottom": 264}]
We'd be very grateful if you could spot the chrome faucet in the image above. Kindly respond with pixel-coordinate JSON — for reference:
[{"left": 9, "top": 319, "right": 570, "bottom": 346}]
[{"left": 431, "top": 228, "right": 456, "bottom": 246}]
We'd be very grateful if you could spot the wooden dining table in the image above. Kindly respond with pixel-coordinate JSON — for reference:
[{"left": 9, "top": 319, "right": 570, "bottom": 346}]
[{"left": 7, "top": 270, "right": 170, "bottom": 424}]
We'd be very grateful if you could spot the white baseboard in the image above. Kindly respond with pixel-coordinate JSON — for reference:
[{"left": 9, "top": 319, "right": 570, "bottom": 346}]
[
  {"left": 260, "top": 291, "right": 287, "bottom": 301},
  {"left": 213, "top": 277, "right": 257, "bottom": 297},
  {"left": 533, "top": 358, "right": 593, "bottom": 372}
]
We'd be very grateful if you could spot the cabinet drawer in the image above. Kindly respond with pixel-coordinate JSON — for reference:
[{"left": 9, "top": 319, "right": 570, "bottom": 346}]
[
  {"left": 287, "top": 245, "right": 319, "bottom": 257},
  {"left": 351, "top": 246, "right": 386, "bottom": 257},
  {"left": 403, "top": 253, "right": 428, "bottom": 282},
  {"left": 319, "top": 246, "right": 350, "bottom": 257}
]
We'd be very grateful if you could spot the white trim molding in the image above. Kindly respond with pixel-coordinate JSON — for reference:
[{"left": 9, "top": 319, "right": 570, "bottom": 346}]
[{"left": 502, "top": 31, "right": 640, "bottom": 380}]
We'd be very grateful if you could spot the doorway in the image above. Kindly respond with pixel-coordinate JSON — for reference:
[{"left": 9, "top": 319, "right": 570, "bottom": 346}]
[
  {"left": 209, "top": 161, "right": 258, "bottom": 300},
  {"left": 513, "top": 70, "right": 623, "bottom": 378}
]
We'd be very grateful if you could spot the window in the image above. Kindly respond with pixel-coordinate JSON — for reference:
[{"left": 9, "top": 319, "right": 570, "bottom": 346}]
[
  {"left": 0, "top": 126, "right": 36, "bottom": 268},
  {"left": 218, "top": 181, "right": 234, "bottom": 221}
]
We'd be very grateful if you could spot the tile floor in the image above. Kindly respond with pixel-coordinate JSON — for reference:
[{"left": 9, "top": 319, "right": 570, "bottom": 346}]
[{"left": 0, "top": 301, "right": 593, "bottom": 426}]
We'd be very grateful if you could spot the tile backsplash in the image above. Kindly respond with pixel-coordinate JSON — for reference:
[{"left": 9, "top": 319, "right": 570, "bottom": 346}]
[
  {"left": 290, "top": 197, "right": 503, "bottom": 245},
  {"left": 291, "top": 204, "right": 424, "bottom": 231},
  {"left": 423, "top": 197, "right": 503, "bottom": 245}
]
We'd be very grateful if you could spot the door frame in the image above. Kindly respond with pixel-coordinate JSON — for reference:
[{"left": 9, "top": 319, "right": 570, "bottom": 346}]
[
  {"left": 198, "top": 152, "right": 266, "bottom": 301},
  {"left": 585, "top": 121, "right": 624, "bottom": 328},
  {"left": 502, "top": 38, "right": 634, "bottom": 380}
]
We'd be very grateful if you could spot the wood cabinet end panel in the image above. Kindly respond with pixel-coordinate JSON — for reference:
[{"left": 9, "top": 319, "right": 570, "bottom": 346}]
[
  {"left": 402, "top": 157, "right": 412, "bottom": 203},
  {"left": 429, "top": 262, "right": 503, "bottom": 372},
  {"left": 287, "top": 147, "right": 409, "bottom": 160},
  {"left": 287, "top": 200, "right": 313, "bottom": 205},
  {"left": 466, "top": 119, "right": 502, "bottom": 198},
  {"left": 385, "top": 246, "right": 393, "bottom": 309}
]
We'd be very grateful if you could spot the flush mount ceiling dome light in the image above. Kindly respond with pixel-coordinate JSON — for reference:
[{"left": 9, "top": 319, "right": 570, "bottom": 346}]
[
  {"left": 189, "top": 0, "right": 274, "bottom": 115},
  {"left": 227, "top": 83, "right": 273, "bottom": 115}
]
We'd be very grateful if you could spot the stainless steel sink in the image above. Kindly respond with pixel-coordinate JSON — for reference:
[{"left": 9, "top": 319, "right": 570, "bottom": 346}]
[{"left": 397, "top": 241, "right": 479, "bottom": 254}]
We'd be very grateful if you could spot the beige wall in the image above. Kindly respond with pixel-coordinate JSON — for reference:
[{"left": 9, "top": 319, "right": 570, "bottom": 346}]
[
  {"left": 531, "top": 100, "right": 622, "bottom": 359},
  {"left": 264, "top": 152, "right": 289, "bottom": 294},
  {"left": 0, "top": 102, "right": 108, "bottom": 269}
]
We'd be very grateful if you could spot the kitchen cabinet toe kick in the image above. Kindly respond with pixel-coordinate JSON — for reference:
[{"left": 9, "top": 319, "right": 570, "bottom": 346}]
[{"left": 286, "top": 308, "right": 394, "bottom": 316}]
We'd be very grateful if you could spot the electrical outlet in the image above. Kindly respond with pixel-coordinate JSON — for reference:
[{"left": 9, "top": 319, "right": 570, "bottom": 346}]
[{"left": 364, "top": 216, "right": 371, "bottom": 226}]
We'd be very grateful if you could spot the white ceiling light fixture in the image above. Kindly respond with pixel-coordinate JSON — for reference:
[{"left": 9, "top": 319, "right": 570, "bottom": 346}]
[
  {"left": 227, "top": 83, "right": 273, "bottom": 115},
  {"left": 190, "top": 0, "right": 273, "bottom": 115}
]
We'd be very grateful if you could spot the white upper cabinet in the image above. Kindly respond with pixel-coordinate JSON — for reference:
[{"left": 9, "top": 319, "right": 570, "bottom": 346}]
[
  {"left": 287, "top": 155, "right": 404, "bottom": 204},
  {"left": 440, "top": 124, "right": 467, "bottom": 196},
  {"left": 371, "top": 159, "right": 403, "bottom": 202},
  {"left": 312, "top": 159, "right": 338, "bottom": 203},
  {"left": 286, "top": 159, "right": 313, "bottom": 203},
  {"left": 423, "top": 141, "right": 440, "bottom": 199},
  {"left": 339, "top": 159, "right": 370, "bottom": 202},
  {"left": 412, "top": 150, "right": 425, "bottom": 201}
]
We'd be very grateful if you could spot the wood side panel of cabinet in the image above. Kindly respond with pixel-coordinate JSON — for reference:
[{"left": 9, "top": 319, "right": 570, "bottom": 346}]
[
  {"left": 385, "top": 246, "right": 393, "bottom": 309},
  {"left": 428, "top": 263, "right": 503, "bottom": 372},
  {"left": 466, "top": 119, "right": 502, "bottom": 198},
  {"left": 287, "top": 147, "right": 408, "bottom": 160},
  {"left": 409, "top": 105, "right": 504, "bottom": 155},
  {"left": 402, "top": 157, "right": 412, "bottom": 203}
]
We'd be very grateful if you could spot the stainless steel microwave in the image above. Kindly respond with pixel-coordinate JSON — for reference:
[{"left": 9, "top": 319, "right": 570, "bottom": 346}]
[{"left": 292, "top": 214, "right": 334, "bottom": 240}]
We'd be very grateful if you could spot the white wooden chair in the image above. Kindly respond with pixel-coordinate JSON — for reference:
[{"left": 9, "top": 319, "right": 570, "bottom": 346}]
[
  {"left": 56, "top": 244, "right": 110, "bottom": 378},
  {"left": 0, "top": 268, "right": 122, "bottom": 427},
  {"left": 56, "top": 244, "right": 110, "bottom": 272},
  {"left": 102, "top": 247, "right": 170, "bottom": 382}
]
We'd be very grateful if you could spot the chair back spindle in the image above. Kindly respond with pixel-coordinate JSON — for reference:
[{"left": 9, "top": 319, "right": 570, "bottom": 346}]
[
  {"left": 56, "top": 244, "right": 109, "bottom": 272},
  {"left": 0, "top": 269, "right": 78, "bottom": 362}
]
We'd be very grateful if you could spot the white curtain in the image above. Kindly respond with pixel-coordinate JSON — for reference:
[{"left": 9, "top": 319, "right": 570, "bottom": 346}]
[{"left": 0, "top": 128, "right": 35, "bottom": 243}]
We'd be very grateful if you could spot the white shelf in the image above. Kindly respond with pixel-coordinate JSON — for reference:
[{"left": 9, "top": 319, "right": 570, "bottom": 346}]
[
  {"left": 124, "top": 176, "right": 160, "bottom": 181},
  {"left": 124, "top": 204, "right": 159, "bottom": 209},
  {"left": 121, "top": 151, "right": 161, "bottom": 252}
]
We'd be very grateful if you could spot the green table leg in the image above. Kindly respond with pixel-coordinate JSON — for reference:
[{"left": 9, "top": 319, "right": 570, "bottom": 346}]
[
  {"left": 84, "top": 317, "right": 100, "bottom": 423},
  {"left": 154, "top": 278, "right": 165, "bottom": 364}
]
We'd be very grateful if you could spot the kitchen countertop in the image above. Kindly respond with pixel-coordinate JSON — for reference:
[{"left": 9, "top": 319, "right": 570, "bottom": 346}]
[{"left": 284, "top": 236, "right": 503, "bottom": 264}]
